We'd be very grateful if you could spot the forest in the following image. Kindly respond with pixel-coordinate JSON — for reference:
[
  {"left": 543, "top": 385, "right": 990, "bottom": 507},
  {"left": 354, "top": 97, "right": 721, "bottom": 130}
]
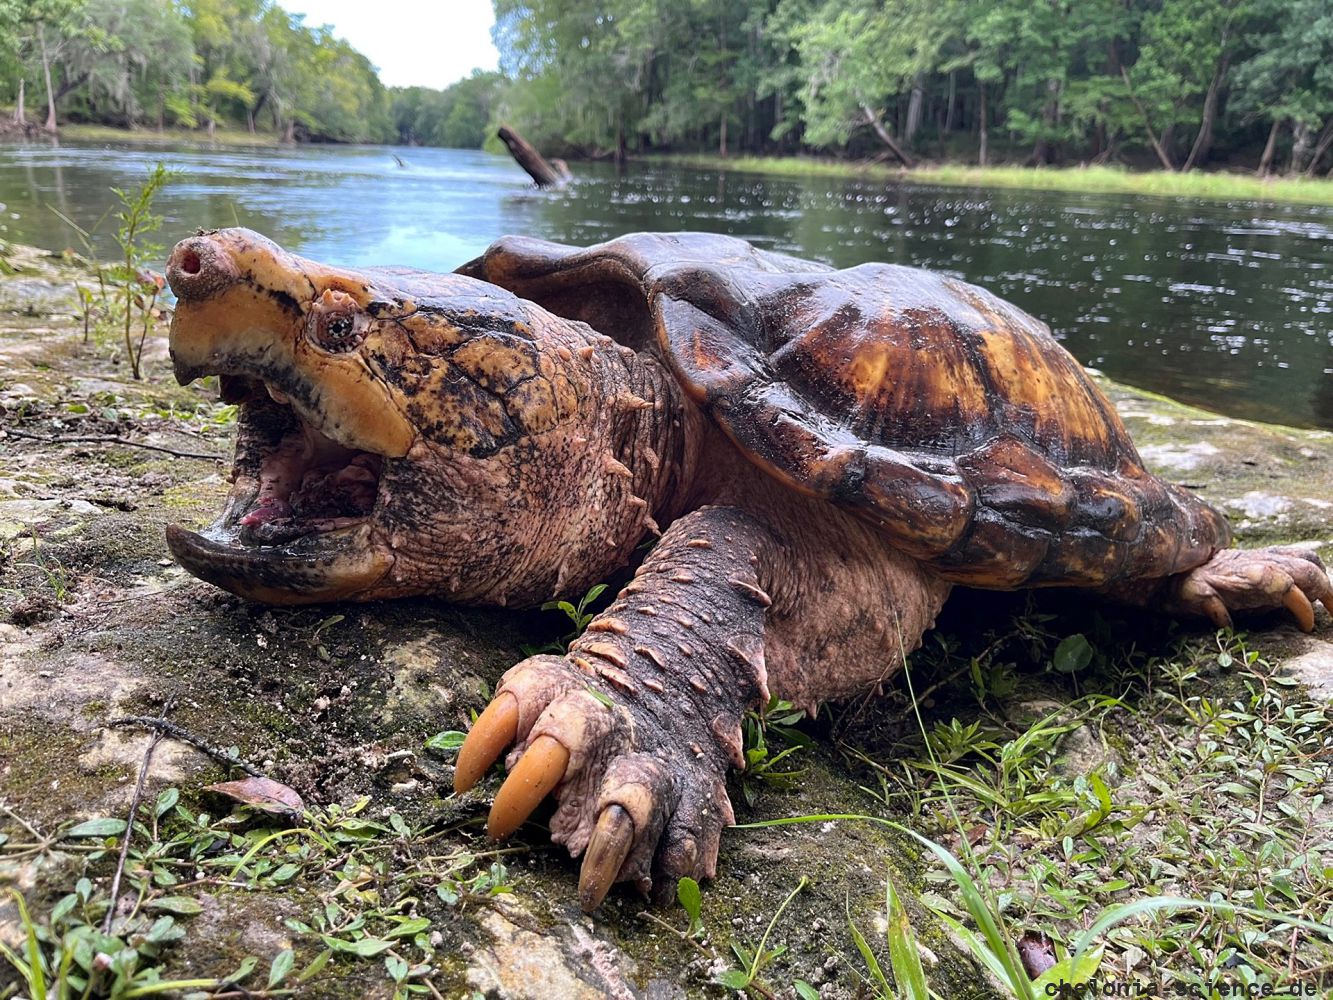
[{"left": 2, "top": 0, "right": 1331, "bottom": 175}]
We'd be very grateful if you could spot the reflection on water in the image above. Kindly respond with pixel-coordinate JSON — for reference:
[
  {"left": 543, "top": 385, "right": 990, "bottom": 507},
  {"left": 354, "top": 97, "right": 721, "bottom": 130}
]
[{"left": 1, "top": 140, "right": 1330, "bottom": 429}]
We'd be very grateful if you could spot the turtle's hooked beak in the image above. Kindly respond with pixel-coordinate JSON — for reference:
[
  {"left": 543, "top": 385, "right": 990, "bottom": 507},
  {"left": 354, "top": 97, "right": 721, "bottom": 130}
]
[{"left": 163, "top": 228, "right": 404, "bottom": 604}]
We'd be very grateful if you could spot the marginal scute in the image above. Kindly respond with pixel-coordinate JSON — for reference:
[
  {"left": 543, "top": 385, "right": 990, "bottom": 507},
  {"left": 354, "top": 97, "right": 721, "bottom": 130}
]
[
  {"left": 956, "top": 434, "right": 1073, "bottom": 531},
  {"left": 460, "top": 232, "right": 1233, "bottom": 588}
]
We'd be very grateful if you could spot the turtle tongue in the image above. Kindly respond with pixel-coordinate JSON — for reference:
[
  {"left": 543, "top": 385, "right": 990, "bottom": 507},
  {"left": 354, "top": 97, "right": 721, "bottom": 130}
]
[
  {"left": 238, "top": 496, "right": 292, "bottom": 528},
  {"left": 233, "top": 404, "right": 383, "bottom": 540}
]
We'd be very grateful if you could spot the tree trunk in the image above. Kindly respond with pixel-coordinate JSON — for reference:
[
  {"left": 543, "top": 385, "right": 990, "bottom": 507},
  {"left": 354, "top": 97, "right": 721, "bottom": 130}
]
[
  {"left": 978, "top": 83, "right": 988, "bottom": 166},
  {"left": 1304, "top": 119, "right": 1333, "bottom": 177},
  {"left": 717, "top": 7, "right": 728, "bottom": 158},
  {"left": 1120, "top": 66, "right": 1174, "bottom": 170},
  {"left": 497, "top": 124, "right": 568, "bottom": 188},
  {"left": 944, "top": 71, "right": 955, "bottom": 136},
  {"left": 1257, "top": 118, "right": 1281, "bottom": 176},
  {"left": 1290, "top": 120, "right": 1311, "bottom": 174},
  {"left": 1029, "top": 79, "right": 1060, "bottom": 165},
  {"left": 1182, "top": 47, "right": 1230, "bottom": 172},
  {"left": 14, "top": 79, "right": 24, "bottom": 125},
  {"left": 905, "top": 74, "right": 924, "bottom": 143},
  {"left": 859, "top": 105, "right": 914, "bottom": 167},
  {"left": 53, "top": 72, "right": 87, "bottom": 105},
  {"left": 615, "top": 119, "right": 627, "bottom": 168},
  {"left": 39, "top": 24, "right": 58, "bottom": 133},
  {"left": 247, "top": 110, "right": 255, "bottom": 134}
]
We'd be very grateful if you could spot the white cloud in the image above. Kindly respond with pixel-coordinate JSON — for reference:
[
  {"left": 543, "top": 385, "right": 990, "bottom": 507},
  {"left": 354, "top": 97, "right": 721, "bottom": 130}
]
[{"left": 281, "top": 0, "right": 500, "bottom": 90}]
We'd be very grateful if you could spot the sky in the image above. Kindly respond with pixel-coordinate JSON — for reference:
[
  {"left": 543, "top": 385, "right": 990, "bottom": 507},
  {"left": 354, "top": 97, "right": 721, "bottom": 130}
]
[{"left": 281, "top": 0, "right": 501, "bottom": 90}]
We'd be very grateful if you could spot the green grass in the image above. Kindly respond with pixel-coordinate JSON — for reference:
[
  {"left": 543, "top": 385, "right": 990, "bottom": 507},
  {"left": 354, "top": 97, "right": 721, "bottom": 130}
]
[
  {"left": 0, "top": 788, "right": 512, "bottom": 998},
  {"left": 658, "top": 154, "right": 1333, "bottom": 206},
  {"left": 833, "top": 609, "right": 1333, "bottom": 997},
  {"left": 58, "top": 123, "right": 282, "bottom": 148}
]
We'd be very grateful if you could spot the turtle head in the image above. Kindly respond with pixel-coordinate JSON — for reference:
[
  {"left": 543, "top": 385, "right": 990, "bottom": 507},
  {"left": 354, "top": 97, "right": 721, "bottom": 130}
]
[{"left": 164, "top": 227, "right": 593, "bottom": 605}]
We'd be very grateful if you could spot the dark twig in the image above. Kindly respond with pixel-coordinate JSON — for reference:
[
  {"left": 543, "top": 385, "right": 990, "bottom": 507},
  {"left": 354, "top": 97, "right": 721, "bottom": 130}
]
[
  {"left": 103, "top": 695, "right": 177, "bottom": 934},
  {"left": 2, "top": 427, "right": 222, "bottom": 461},
  {"left": 107, "top": 715, "right": 265, "bottom": 777},
  {"left": 0, "top": 801, "right": 47, "bottom": 843}
]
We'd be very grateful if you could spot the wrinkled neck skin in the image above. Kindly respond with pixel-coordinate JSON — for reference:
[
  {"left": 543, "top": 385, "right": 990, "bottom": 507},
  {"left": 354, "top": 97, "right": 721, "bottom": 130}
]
[{"left": 375, "top": 326, "right": 703, "bottom": 607}]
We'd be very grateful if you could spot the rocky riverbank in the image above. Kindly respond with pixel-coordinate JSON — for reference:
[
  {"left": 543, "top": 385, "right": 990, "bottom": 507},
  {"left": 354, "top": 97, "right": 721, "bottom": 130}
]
[{"left": 1, "top": 241, "right": 1330, "bottom": 998}]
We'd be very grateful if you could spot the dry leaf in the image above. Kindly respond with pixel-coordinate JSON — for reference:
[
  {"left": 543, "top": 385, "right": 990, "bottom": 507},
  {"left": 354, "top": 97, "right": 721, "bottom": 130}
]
[
  {"left": 204, "top": 776, "right": 304, "bottom": 817},
  {"left": 1017, "top": 929, "right": 1057, "bottom": 979}
]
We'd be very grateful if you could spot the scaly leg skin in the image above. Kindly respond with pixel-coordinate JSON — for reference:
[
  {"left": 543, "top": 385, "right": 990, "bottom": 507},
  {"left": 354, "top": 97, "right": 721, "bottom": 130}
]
[
  {"left": 454, "top": 506, "right": 774, "bottom": 911},
  {"left": 1166, "top": 545, "right": 1333, "bottom": 633}
]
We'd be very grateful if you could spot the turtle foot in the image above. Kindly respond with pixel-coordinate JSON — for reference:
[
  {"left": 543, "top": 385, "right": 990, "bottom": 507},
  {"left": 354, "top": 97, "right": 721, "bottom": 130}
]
[
  {"left": 453, "top": 507, "right": 776, "bottom": 910},
  {"left": 454, "top": 653, "right": 740, "bottom": 912},
  {"left": 1169, "top": 545, "right": 1333, "bottom": 633}
]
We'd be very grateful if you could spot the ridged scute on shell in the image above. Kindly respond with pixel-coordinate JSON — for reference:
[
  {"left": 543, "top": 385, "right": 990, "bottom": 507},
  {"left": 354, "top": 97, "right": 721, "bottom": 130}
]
[{"left": 459, "top": 232, "right": 1230, "bottom": 588}]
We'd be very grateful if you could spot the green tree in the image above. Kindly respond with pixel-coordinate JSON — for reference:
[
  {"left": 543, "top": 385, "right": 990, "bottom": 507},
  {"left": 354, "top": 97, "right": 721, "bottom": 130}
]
[
  {"left": 1230, "top": 0, "right": 1333, "bottom": 175},
  {"left": 60, "top": 0, "right": 194, "bottom": 128},
  {"left": 774, "top": 0, "right": 952, "bottom": 165},
  {"left": 0, "top": 0, "right": 88, "bottom": 131},
  {"left": 1123, "top": 0, "right": 1254, "bottom": 170}
]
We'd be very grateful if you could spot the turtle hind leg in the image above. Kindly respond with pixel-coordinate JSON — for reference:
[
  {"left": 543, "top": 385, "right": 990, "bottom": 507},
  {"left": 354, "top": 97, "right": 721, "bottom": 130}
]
[{"left": 1166, "top": 545, "right": 1332, "bottom": 634}]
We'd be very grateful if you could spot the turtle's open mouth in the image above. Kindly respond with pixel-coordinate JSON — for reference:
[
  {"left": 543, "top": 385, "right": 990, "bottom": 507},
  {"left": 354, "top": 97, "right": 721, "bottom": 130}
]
[
  {"left": 215, "top": 375, "right": 384, "bottom": 543},
  {"left": 165, "top": 374, "right": 397, "bottom": 604}
]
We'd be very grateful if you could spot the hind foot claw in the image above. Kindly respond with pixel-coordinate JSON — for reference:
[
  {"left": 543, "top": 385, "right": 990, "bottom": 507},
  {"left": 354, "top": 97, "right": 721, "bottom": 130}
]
[{"left": 1170, "top": 545, "right": 1332, "bottom": 633}]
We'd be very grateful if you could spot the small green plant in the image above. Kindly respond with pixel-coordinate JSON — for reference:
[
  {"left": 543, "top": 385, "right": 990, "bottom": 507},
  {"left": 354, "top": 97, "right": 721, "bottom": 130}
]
[
  {"left": 75, "top": 282, "right": 95, "bottom": 342},
  {"left": 676, "top": 876, "right": 704, "bottom": 937},
  {"left": 714, "top": 876, "right": 808, "bottom": 993},
  {"left": 110, "top": 163, "right": 176, "bottom": 380},
  {"left": 307, "top": 612, "right": 345, "bottom": 661},
  {"left": 522, "top": 582, "right": 609, "bottom": 655},
  {"left": 0, "top": 845, "right": 260, "bottom": 998},
  {"left": 15, "top": 527, "right": 70, "bottom": 602},
  {"left": 854, "top": 873, "right": 929, "bottom": 1000},
  {"left": 434, "top": 859, "right": 514, "bottom": 907},
  {"left": 738, "top": 695, "right": 810, "bottom": 807}
]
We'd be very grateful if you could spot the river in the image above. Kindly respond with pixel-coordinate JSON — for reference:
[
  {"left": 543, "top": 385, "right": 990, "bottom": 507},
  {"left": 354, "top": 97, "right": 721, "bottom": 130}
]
[{"left": 1, "top": 139, "right": 1330, "bottom": 429}]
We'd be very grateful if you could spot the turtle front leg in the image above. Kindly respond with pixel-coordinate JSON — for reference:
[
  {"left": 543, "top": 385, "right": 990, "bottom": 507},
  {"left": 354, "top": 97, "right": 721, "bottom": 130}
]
[
  {"left": 1165, "top": 545, "right": 1332, "bottom": 633},
  {"left": 454, "top": 506, "right": 775, "bottom": 911}
]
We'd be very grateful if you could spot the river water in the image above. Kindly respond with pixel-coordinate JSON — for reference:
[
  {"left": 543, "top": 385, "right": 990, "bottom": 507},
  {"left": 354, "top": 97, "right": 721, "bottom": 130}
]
[{"left": 1, "top": 140, "right": 1330, "bottom": 429}]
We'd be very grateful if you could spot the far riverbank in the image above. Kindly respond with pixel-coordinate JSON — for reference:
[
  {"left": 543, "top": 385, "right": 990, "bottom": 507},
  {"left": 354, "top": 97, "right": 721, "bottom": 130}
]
[
  {"left": 657, "top": 154, "right": 1333, "bottom": 207},
  {"left": 7, "top": 124, "right": 1332, "bottom": 207}
]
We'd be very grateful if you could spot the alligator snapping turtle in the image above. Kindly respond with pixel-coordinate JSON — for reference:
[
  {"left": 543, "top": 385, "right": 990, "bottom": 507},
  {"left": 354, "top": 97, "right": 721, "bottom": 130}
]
[{"left": 164, "top": 228, "right": 1332, "bottom": 912}]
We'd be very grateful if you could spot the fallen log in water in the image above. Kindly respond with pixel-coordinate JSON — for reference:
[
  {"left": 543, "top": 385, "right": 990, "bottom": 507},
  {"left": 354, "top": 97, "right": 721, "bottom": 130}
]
[{"left": 498, "top": 125, "right": 571, "bottom": 188}]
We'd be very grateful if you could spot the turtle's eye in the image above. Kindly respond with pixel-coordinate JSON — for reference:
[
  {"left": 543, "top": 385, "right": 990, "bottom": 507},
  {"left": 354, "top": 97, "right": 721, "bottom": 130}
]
[{"left": 307, "top": 289, "right": 367, "bottom": 353}]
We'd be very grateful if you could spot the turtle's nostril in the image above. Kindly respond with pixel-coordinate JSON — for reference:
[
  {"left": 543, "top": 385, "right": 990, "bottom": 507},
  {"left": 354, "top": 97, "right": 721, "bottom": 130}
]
[{"left": 167, "top": 237, "right": 236, "bottom": 301}]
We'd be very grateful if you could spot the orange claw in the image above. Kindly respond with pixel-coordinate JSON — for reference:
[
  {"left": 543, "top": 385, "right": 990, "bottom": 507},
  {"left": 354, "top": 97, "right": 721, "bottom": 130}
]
[
  {"left": 487, "top": 735, "right": 570, "bottom": 840},
  {"left": 579, "top": 804, "right": 634, "bottom": 912},
  {"left": 1321, "top": 596, "right": 1333, "bottom": 621},
  {"left": 454, "top": 693, "right": 518, "bottom": 794},
  {"left": 1284, "top": 588, "right": 1315, "bottom": 633}
]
